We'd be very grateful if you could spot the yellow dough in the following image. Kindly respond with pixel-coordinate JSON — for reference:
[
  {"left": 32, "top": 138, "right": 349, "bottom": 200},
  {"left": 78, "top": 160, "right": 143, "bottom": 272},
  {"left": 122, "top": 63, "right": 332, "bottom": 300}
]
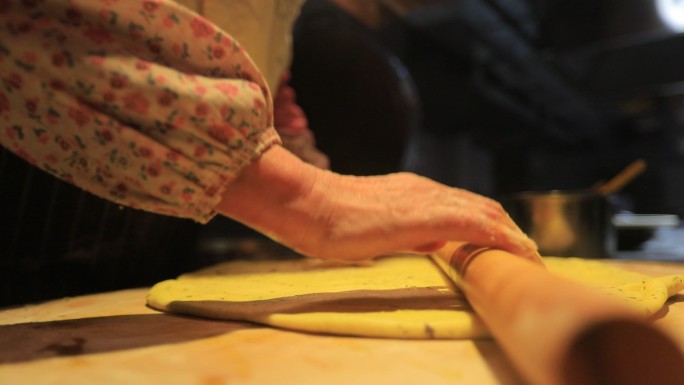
[
  {"left": 543, "top": 257, "right": 684, "bottom": 315},
  {"left": 147, "top": 255, "right": 683, "bottom": 339}
]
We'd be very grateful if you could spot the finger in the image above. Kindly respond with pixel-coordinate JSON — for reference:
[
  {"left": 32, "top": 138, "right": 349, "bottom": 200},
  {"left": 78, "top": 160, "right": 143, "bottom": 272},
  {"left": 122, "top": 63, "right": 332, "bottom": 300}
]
[
  {"left": 479, "top": 225, "right": 539, "bottom": 260},
  {"left": 429, "top": 210, "right": 539, "bottom": 260},
  {"left": 445, "top": 189, "right": 524, "bottom": 235}
]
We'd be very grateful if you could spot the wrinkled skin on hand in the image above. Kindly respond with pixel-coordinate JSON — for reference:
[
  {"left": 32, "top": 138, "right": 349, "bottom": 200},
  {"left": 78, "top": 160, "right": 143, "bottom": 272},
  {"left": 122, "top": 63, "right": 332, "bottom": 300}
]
[
  {"left": 218, "top": 146, "right": 538, "bottom": 262},
  {"left": 294, "top": 171, "right": 539, "bottom": 261}
]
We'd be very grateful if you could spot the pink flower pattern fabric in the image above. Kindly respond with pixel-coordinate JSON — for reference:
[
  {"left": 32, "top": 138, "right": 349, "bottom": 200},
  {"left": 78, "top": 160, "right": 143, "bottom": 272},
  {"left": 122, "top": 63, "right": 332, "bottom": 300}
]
[{"left": 0, "top": 0, "right": 280, "bottom": 223}]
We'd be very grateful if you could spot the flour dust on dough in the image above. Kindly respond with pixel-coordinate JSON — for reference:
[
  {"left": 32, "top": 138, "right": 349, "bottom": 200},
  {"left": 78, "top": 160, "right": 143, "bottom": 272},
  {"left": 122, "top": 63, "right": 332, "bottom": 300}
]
[{"left": 147, "top": 255, "right": 683, "bottom": 339}]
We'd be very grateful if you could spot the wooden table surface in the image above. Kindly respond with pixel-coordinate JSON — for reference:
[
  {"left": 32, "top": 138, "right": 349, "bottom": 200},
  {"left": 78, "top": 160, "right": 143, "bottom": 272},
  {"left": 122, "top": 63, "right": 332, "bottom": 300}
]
[{"left": 0, "top": 259, "right": 682, "bottom": 385}]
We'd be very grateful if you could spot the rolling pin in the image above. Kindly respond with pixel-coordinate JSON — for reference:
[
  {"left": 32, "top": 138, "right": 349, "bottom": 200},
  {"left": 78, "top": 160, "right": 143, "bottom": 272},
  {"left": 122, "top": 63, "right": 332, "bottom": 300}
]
[{"left": 431, "top": 242, "right": 684, "bottom": 385}]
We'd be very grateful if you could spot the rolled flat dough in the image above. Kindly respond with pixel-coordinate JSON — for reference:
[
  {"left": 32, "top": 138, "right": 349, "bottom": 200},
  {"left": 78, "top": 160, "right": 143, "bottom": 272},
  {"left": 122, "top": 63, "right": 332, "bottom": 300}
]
[{"left": 146, "top": 255, "right": 683, "bottom": 339}]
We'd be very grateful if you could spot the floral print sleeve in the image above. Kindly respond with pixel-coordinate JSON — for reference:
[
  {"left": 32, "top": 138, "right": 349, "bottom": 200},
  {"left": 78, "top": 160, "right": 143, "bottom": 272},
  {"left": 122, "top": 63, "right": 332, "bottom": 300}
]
[{"left": 0, "top": 0, "right": 280, "bottom": 223}]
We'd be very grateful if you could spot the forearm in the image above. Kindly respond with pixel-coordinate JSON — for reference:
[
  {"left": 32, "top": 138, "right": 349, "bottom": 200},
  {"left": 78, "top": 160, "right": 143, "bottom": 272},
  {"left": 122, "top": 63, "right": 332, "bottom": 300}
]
[
  {"left": 0, "top": 0, "right": 278, "bottom": 223},
  {"left": 215, "top": 145, "right": 331, "bottom": 254},
  {"left": 216, "top": 145, "right": 539, "bottom": 261}
]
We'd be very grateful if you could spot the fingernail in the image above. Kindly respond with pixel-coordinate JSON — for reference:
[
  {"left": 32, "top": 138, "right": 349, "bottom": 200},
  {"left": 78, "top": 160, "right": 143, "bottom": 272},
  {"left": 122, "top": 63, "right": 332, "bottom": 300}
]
[{"left": 518, "top": 239, "right": 539, "bottom": 256}]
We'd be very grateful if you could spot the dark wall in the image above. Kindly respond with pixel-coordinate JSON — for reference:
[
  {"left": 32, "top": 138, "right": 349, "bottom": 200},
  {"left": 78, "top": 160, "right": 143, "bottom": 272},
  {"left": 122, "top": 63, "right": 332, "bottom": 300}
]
[{"left": 290, "top": 0, "right": 684, "bottom": 217}]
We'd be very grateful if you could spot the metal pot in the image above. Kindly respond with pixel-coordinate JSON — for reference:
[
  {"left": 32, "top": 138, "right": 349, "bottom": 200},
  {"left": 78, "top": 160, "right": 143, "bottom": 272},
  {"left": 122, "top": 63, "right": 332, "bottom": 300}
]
[{"left": 502, "top": 190, "right": 616, "bottom": 258}]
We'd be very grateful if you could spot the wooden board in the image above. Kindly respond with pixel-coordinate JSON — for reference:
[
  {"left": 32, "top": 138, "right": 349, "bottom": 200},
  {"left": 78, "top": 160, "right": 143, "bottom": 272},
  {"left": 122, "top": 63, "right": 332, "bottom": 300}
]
[{"left": 0, "top": 261, "right": 682, "bottom": 385}]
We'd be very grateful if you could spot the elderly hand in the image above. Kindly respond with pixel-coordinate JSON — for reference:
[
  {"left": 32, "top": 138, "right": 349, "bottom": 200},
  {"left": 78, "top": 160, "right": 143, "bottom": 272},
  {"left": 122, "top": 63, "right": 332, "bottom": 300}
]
[
  {"left": 218, "top": 145, "right": 538, "bottom": 261},
  {"left": 309, "top": 171, "right": 539, "bottom": 260}
]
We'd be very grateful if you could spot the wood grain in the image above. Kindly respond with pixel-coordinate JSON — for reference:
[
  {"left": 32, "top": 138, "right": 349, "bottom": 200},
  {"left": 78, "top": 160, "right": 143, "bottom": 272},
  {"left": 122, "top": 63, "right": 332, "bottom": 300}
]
[{"left": 0, "top": 260, "right": 682, "bottom": 385}]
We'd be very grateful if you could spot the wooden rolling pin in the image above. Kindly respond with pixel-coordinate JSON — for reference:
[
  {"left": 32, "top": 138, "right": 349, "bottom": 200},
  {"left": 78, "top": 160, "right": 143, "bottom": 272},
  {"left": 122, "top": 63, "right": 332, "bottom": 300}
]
[{"left": 431, "top": 243, "right": 684, "bottom": 385}]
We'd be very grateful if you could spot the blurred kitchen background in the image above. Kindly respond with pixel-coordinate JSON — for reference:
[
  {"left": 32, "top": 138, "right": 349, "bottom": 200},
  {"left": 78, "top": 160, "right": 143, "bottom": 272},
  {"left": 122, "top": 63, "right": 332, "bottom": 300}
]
[
  {"left": 292, "top": 0, "right": 684, "bottom": 210},
  {"left": 3, "top": 0, "right": 684, "bottom": 306}
]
